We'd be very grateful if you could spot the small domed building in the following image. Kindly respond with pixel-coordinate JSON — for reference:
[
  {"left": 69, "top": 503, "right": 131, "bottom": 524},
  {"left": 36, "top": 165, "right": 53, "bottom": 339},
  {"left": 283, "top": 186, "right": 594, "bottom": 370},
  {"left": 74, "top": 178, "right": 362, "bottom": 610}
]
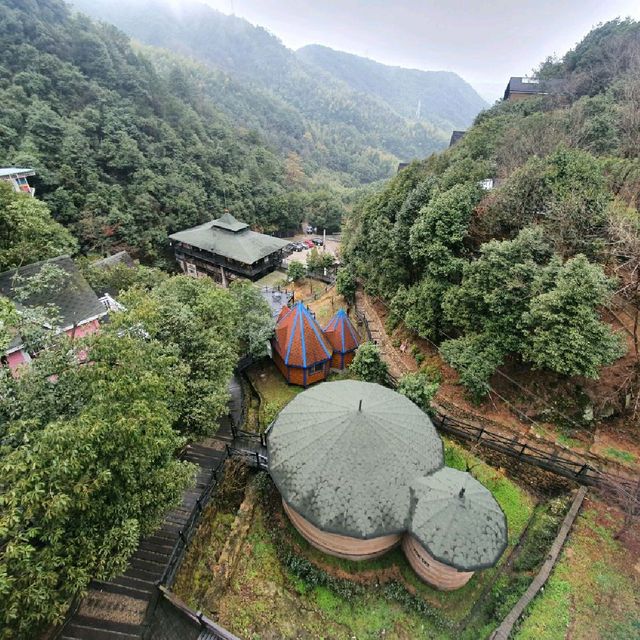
[
  {"left": 266, "top": 380, "right": 508, "bottom": 589},
  {"left": 404, "top": 468, "right": 507, "bottom": 590},
  {"left": 323, "top": 309, "right": 361, "bottom": 370},
  {"left": 271, "top": 301, "right": 333, "bottom": 387}
]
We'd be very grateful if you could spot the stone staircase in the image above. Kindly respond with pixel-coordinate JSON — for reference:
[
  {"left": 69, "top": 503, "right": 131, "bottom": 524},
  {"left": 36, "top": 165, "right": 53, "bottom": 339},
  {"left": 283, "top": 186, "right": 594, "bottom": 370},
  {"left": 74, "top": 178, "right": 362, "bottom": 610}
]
[{"left": 57, "top": 379, "right": 239, "bottom": 640}]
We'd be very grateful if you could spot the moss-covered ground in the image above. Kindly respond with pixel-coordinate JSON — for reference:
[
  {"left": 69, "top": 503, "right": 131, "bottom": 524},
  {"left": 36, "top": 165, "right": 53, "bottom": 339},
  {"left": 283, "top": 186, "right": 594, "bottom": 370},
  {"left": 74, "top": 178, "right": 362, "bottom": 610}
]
[
  {"left": 515, "top": 498, "right": 640, "bottom": 640},
  {"left": 174, "top": 439, "right": 548, "bottom": 640}
]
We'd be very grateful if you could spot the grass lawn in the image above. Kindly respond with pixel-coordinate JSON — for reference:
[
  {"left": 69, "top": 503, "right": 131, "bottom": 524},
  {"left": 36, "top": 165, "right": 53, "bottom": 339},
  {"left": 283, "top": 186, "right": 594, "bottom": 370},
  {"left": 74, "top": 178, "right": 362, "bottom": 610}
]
[
  {"left": 515, "top": 498, "right": 640, "bottom": 640},
  {"left": 245, "top": 359, "right": 353, "bottom": 430}
]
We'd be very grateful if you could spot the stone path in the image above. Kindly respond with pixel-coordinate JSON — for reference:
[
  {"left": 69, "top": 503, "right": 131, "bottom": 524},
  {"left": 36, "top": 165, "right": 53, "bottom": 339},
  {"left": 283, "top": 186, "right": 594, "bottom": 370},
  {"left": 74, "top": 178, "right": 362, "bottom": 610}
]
[{"left": 57, "top": 378, "right": 239, "bottom": 640}]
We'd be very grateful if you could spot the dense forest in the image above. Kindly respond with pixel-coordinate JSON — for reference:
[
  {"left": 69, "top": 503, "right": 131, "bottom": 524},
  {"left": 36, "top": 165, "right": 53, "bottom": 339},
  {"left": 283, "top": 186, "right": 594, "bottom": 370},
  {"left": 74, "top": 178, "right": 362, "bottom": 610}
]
[
  {"left": 343, "top": 19, "right": 640, "bottom": 410},
  {"left": 72, "top": 0, "right": 485, "bottom": 184},
  {"left": 297, "top": 44, "right": 487, "bottom": 132},
  {"left": 0, "top": 0, "right": 316, "bottom": 260}
]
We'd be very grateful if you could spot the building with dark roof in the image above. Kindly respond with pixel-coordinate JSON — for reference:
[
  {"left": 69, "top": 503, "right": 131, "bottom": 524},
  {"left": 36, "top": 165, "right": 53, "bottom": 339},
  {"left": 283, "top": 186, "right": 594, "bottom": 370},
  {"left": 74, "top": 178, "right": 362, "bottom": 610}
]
[
  {"left": 323, "top": 308, "right": 361, "bottom": 369},
  {"left": 0, "top": 256, "right": 107, "bottom": 373},
  {"left": 503, "top": 76, "right": 563, "bottom": 101},
  {"left": 0, "top": 167, "right": 36, "bottom": 196},
  {"left": 267, "top": 380, "right": 508, "bottom": 589},
  {"left": 271, "top": 301, "right": 333, "bottom": 387},
  {"left": 449, "top": 130, "right": 466, "bottom": 147},
  {"left": 169, "top": 212, "right": 290, "bottom": 285}
]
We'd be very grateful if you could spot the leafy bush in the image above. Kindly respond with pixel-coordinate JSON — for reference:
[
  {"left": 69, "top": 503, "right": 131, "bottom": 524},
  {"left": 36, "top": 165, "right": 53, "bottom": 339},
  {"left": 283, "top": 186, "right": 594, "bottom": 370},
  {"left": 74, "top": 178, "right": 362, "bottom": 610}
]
[
  {"left": 396, "top": 371, "right": 439, "bottom": 412},
  {"left": 287, "top": 261, "right": 306, "bottom": 282},
  {"left": 350, "top": 342, "right": 389, "bottom": 384}
]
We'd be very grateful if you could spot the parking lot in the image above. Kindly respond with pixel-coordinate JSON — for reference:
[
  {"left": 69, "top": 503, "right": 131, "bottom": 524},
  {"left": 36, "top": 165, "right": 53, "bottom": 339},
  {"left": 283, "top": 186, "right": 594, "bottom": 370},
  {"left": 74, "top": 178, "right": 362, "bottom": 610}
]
[{"left": 282, "top": 234, "right": 340, "bottom": 267}]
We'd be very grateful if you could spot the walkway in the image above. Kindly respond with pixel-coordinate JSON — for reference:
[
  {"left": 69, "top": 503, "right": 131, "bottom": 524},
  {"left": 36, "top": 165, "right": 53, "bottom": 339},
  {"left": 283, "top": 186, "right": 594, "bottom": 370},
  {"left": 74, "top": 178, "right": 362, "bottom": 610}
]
[{"left": 57, "top": 379, "right": 239, "bottom": 640}]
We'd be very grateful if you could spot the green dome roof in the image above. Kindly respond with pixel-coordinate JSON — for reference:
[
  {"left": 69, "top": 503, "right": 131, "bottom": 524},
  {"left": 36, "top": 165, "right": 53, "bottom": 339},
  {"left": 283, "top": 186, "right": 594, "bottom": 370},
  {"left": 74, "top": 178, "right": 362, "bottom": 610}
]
[
  {"left": 409, "top": 468, "right": 508, "bottom": 571},
  {"left": 267, "top": 380, "right": 444, "bottom": 539}
]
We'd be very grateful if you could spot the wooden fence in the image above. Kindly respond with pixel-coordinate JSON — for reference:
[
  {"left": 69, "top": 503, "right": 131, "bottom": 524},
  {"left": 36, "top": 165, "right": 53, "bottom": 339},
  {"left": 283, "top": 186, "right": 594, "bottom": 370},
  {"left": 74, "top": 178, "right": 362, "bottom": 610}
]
[{"left": 161, "top": 452, "right": 230, "bottom": 588}]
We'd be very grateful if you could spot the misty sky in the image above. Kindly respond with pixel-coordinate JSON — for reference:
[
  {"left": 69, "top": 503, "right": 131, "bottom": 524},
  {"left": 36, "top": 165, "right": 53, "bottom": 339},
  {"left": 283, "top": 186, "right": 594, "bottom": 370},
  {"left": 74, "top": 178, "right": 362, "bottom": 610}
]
[{"left": 198, "top": 0, "right": 640, "bottom": 101}]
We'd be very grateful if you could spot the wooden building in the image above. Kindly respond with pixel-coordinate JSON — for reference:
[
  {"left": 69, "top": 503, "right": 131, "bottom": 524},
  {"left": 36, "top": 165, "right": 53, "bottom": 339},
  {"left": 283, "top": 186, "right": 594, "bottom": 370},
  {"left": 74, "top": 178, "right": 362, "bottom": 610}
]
[
  {"left": 169, "top": 212, "right": 290, "bottom": 286},
  {"left": 271, "top": 302, "right": 333, "bottom": 386},
  {"left": 267, "top": 381, "right": 444, "bottom": 560},
  {"left": 323, "top": 308, "right": 360, "bottom": 370}
]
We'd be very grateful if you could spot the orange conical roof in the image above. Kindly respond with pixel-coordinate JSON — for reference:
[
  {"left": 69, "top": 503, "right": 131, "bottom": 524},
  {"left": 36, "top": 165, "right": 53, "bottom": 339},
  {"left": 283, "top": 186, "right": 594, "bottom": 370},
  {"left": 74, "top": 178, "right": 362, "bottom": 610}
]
[
  {"left": 273, "top": 302, "right": 333, "bottom": 367},
  {"left": 323, "top": 308, "right": 361, "bottom": 354}
]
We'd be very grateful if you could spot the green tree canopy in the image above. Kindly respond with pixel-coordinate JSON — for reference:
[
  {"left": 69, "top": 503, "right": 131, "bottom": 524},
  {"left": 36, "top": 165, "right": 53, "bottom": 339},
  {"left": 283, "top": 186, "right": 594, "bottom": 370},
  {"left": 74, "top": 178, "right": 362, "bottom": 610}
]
[
  {"left": 0, "top": 183, "right": 77, "bottom": 271},
  {"left": 0, "top": 328, "right": 193, "bottom": 638},
  {"left": 115, "top": 276, "right": 240, "bottom": 437},
  {"left": 350, "top": 341, "right": 389, "bottom": 385},
  {"left": 229, "top": 280, "right": 274, "bottom": 358}
]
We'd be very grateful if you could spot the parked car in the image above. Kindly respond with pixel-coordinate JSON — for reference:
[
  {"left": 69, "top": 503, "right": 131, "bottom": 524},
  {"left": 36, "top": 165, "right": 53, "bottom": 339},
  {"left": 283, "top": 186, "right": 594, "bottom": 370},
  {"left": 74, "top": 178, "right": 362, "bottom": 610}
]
[
  {"left": 291, "top": 242, "right": 304, "bottom": 251},
  {"left": 312, "top": 238, "right": 324, "bottom": 246},
  {"left": 305, "top": 225, "right": 315, "bottom": 234},
  {"left": 303, "top": 239, "right": 315, "bottom": 249}
]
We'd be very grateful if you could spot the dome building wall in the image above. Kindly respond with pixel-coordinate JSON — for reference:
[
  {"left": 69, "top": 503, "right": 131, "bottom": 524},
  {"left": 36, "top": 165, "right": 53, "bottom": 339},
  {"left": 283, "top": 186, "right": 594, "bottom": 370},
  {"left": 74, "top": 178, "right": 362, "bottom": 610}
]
[
  {"left": 283, "top": 501, "right": 401, "bottom": 561},
  {"left": 402, "top": 535, "right": 474, "bottom": 590}
]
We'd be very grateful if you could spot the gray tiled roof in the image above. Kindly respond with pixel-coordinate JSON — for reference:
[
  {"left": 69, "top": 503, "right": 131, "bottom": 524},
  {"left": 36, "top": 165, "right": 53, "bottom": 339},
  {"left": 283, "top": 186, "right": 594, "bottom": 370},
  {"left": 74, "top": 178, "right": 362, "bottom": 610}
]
[
  {"left": 267, "top": 380, "right": 444, "bottom": 539},
  {"left": 0, "top": 255, "right": 106, "bottom": 332},
  {"left": 409, "top": 468, "right": 508, "bottom": 571},
  {"left": 503, "top": 76, "right": 563, "bottom": 100},
  {"left": 92, "top": 250, "right": 135, "bottom": 270},
  {"left": 169, "top": 213, "right": 289, "bottom": 265}
]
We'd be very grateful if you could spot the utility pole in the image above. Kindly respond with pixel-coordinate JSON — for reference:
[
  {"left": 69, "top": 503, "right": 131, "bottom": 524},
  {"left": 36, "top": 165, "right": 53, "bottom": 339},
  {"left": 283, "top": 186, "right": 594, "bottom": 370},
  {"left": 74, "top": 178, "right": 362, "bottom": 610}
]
[{"left": 416, "top": 99, "right": 421, "bottom": 119}]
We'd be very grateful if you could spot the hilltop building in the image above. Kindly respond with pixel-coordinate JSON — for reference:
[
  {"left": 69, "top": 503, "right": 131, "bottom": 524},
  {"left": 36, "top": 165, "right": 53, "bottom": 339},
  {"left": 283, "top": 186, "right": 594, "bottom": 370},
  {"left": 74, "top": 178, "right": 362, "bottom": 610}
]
[
  {"left": 0, "top": 256, "right": 107, "bottom": 374},
  {"left": 271, "top": 301, "right": 333, "bottom": 386},
  {"left": 449, "top": 131, "right": 466, "bottom": 147},
  {"left": 323, "top": 308, "right": 361, "bottom": 369},
  {"left": 169, "top": 212, "right": 290, "bottom": 286},
  {"left": 267, "top": 381, "right": 507, "bottom": 589},
  {"left": 0, "top": 167, "right": 36, "bottom": 196},
  {"left": 503, "top": 76, "right": 562, "bottom": 101}
]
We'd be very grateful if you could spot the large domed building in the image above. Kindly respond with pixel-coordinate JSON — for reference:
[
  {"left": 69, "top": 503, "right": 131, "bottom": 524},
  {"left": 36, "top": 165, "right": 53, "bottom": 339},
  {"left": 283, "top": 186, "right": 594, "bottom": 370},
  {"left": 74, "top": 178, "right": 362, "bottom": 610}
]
[{"left": 266, "top": 380, "right": 507, "bottom": 590}]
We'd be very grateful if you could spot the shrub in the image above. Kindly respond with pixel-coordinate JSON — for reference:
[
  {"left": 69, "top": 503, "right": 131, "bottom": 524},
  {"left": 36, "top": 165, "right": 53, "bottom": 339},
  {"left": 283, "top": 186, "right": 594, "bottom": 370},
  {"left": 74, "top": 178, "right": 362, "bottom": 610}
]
[
  {"left": 397, "top": 371, "right": 439, "bottom": 412},
  {"left": 350, "top": 342, "right": 389, "bottom": 384}
]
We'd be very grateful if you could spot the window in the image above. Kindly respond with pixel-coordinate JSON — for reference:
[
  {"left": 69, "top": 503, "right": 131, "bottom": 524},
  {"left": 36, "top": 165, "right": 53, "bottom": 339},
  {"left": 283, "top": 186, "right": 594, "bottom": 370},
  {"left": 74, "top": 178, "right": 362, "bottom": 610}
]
[{"left": 311, "top": 362, "right": 325, "bottom": 374}]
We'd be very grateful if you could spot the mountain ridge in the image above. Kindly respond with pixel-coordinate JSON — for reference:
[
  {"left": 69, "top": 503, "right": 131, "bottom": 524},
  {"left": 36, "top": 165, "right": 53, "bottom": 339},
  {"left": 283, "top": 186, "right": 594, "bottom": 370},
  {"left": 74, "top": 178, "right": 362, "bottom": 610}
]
[
  {"left": 296, "top": 43, "right": 487, "bottom": 130},
  {"left": 71, "top": 0, "right": 487, "bottom": 183}
]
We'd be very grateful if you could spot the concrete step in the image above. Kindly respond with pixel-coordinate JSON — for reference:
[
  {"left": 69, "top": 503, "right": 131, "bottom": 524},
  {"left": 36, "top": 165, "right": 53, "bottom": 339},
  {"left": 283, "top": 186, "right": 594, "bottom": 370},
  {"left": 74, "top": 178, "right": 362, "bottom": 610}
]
[{"left": 62, "top": 619, "right": 142, "bottom": 639}]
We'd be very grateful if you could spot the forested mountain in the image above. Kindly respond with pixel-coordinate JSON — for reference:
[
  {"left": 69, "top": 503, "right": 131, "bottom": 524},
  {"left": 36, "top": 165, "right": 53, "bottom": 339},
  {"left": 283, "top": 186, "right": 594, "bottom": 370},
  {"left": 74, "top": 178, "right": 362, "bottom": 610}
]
[
  {"left": 297, "top": 44, "right": 487, "bottom": 131},
  {"left": 71, "top": 0, "right": 483, "bottom": 183},
  {"left": 343, "top": 19, "right": 640, "bottom": 406},
  {"left": 0, "top": 0, "right": 311, "bottom": 260}
]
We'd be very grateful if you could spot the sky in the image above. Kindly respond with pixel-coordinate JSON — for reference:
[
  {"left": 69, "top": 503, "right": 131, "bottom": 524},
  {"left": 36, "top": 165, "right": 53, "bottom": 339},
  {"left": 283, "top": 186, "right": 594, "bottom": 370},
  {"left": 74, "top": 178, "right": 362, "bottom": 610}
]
[{"left": 197, "top": 0, "right": 640, "bottom": 101}]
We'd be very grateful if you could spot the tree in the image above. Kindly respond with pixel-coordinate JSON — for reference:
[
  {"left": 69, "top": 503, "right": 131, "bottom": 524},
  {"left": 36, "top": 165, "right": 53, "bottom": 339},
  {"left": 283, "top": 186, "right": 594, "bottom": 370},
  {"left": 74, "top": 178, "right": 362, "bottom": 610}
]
[
  {"left": 397, "top": 371, "right": 439, "bottom": 412},
  {"left": 350, "top": 341, "right": 389, "bottom": 385},
  {"left": 288, "top": 261, "right": 305, "bottom": 282},
  {"left": 522, "top": 254, "right": 626, "bottom": 377},
  {"left": 115, "top": 276, "right": 240, "bottom": 437},
  {"left": 229, "top": 280, "right": 274, "bottom": 358},
  {"left": 80, "top": 259, "right": 168, "bottom": 297},
  {"left": 336, "top": 267, "right": 356, "bottom": 304},
  {"left": 0, "top": 328, "right": 194, "bottom": 638},
  {"left": 0, "top": 182, "right": 77, "bottom": 271}
]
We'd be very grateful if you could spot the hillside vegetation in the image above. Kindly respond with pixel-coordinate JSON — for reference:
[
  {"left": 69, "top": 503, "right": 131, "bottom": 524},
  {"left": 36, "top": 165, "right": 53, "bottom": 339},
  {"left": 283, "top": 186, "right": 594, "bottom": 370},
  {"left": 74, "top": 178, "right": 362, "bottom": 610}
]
[
  {"left": 343, "top": 19, "right": 640, "bottom": 414},
  {"left": 297, "top": 44, "right": 487, "bottom": 132},
  {"left": 72, "top": 0, "right": 485, "bottom": 184},
  {"left": 0, "top": 0, "right": 302, "bottom": 260}
]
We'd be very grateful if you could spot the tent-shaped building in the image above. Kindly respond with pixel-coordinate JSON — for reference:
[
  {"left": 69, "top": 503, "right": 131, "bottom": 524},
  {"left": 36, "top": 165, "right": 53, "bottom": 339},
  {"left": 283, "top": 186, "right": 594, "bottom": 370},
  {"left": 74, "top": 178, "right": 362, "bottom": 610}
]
[
  {"left": 323, "top": 309, "right": 361, "bottom": 370},
  {"left": 267, "top": 380, "right": 508, "bottom": 589},
  {"left": 271, "top": 301, "right": 333, "bottom": 387}
]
